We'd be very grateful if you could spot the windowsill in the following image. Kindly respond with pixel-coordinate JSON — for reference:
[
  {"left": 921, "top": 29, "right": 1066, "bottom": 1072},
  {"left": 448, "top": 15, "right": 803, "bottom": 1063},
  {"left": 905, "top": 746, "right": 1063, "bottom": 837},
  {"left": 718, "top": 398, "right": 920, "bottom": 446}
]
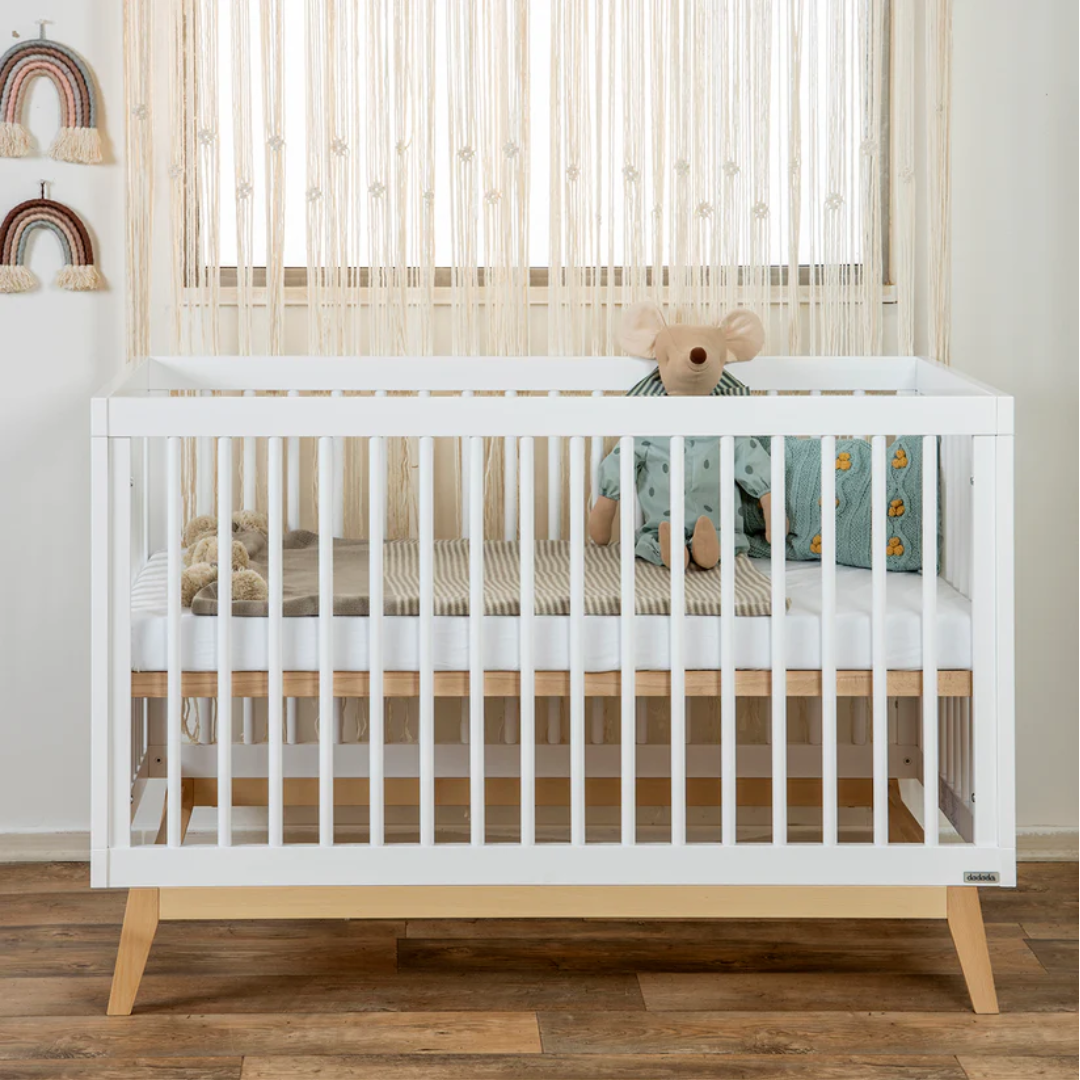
[{"left": 194, "top": 284, "right": 898, "bottom": 308}]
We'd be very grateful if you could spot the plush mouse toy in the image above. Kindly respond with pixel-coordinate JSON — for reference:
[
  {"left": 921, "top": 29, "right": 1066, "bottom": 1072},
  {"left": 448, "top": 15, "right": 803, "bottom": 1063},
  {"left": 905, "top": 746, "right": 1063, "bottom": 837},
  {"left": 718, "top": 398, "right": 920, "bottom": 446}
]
[{"left": 589, "top": 301, "right": 784, "bottom": 569}]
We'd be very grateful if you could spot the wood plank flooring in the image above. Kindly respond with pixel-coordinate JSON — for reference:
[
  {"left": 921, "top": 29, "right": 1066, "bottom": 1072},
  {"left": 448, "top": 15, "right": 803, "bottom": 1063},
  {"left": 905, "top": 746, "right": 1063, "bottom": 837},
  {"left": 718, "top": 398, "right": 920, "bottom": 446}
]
[{"left": 0, "top": 862, "right": 1074, "bottom": 1080}]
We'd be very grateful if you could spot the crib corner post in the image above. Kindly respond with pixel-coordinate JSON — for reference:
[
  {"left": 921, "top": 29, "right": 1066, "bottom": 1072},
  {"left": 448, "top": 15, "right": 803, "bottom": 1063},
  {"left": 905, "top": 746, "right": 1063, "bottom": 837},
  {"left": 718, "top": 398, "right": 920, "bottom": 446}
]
[
  {"left": 107, "top": 887, "right": 160, "bottom": 1016},
  {"left": 946, "top": 885, "right": 999, "bottom": 1015}
]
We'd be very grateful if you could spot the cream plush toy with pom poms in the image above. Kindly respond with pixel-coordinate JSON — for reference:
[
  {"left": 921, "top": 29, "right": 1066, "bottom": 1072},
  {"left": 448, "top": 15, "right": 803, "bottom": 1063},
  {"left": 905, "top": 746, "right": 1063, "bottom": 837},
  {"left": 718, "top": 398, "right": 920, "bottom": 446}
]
[{"left": 179, "top": 510, "right": 270, "bottom": 607}]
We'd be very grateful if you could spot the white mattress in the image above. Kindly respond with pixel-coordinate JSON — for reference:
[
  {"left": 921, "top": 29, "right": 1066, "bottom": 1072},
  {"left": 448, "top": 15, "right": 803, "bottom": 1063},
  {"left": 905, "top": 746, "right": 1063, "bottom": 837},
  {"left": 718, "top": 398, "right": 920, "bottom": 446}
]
[{"left": 132, "top": 552, "right": 972, "bottom": 672}]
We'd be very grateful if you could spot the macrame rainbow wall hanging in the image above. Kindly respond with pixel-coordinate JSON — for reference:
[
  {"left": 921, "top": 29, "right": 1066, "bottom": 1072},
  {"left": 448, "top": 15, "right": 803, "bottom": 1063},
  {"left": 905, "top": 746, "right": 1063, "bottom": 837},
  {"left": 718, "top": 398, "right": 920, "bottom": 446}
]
[
  {"left": 0, "top": 196, "right": 101, "bottom": 292},
  {"left": 0, "top": 34, "right": 102, "bottom": 163}
]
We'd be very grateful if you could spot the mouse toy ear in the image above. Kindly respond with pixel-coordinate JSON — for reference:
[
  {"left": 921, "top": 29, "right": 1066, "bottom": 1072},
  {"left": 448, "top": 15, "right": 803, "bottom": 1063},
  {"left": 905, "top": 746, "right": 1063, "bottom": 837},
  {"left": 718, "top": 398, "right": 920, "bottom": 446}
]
[
  {"left": 617, "top": 301, "right": 667, "bottom": 358},
  {"left": 719, "top": 308, "right": 766, "bottom": 362}
]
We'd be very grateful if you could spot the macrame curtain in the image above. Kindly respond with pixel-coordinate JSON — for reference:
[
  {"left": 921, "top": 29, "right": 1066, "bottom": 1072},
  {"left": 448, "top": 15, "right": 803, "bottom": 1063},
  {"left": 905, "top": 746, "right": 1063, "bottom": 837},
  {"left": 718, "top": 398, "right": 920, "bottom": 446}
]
[{"left": 123, "top": 0, "right": 952, "bottom": 528}]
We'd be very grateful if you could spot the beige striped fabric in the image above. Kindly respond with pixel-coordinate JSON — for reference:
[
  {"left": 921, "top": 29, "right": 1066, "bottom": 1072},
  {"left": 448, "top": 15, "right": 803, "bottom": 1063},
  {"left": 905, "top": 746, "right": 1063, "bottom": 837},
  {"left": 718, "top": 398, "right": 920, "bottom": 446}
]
[{"left": 192, "top": 532, "right": 778, "bottom": 618}]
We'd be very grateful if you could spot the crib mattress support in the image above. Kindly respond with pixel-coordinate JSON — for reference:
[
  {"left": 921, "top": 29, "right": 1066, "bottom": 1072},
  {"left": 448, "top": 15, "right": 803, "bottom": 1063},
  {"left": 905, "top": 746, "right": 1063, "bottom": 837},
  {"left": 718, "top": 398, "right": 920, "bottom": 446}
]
[{"left": 130, "top": 668, "right": 974, "bottom": 698}]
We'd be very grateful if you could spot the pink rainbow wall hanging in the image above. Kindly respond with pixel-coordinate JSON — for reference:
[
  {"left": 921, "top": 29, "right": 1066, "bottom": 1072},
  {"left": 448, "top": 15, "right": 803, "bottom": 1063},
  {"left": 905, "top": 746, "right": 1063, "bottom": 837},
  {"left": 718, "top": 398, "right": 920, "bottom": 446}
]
[{"left": 0, "top": 31, "right": 102, "bottom": 164}]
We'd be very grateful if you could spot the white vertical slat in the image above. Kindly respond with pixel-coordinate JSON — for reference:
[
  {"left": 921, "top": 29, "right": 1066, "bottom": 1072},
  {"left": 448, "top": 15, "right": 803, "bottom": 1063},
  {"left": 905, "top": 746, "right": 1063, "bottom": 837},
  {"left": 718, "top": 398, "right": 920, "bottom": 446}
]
[
  {"left": 110, "top": 439, "right": 132, "bottom": 850},
  {"left": 569, "top": 435, "right": 586, "bottom": 845},
  {"left": 770, "top": 435, "right": 787, "bottom": 845},
  {"left": 971, "top": 436, "right": 999, "bottom": 848},
  {"left": 318, "top": 437, "right": 335, "bottom": 846},
  {"left": 669, "top": 436, "right": 686, "bottom": 846},
  {"left": 504, "top": 391, "right": 518, "bottom": 539},
  {"left": 267, "top": 437, "right": 284, "bottom": 846},
  {"left": 286, "top": 392, "right": 301, "bottom": 747},
  {"left": 519, "top": 436, "right": 536, "bottom": 846},
  {"left": 140, "top": 437, "right": 151, "bottom": 565},
  {"left": 242, "top": 394, "right": 257, "bottom": 746},
  {"left": 820, "top": 434, "right": 838, "bottom": 845},
  {"left": 166, "top": 437, "right": 182, "bottom": 848},
  {"left": 618, "top": 435, "right": 636, "bottom": 845},
  {"left": 921, "top": 435, "right": 940, "bottom": 844},
  {"left": 331, "top": 390, "right": 345, "bottom": 536},
  {"left": 369, "top": 435, "right": 385, "bottom": 845},
  {"left": 547, "top": 392, "right": 563, "bottom": 538},
  {"left": 217, "top": 438, "right": 233, "bottom": 846},
  {"left": 588, "top": 395, "right": 605, "bottom": 748},
  {"left": 720, "top": 435, "right": 736, "bottom": 845},
  {"left": 460, "top": 392, "right": 474, "bottom": 746},
  {"left": 503, "top": 391, "right": 519, "bottom": 747},
  {"left": 871, "top": 435, "right": 888, "bottom": 844},
  {"left": 469, "top": 435, "right": 485, "bottom": 844},
  {"left": 547, "top": 392, "right": 564, "bottom": 750},
  {"left": 419, "top": 431, "right": 435, "bottom": 846}
]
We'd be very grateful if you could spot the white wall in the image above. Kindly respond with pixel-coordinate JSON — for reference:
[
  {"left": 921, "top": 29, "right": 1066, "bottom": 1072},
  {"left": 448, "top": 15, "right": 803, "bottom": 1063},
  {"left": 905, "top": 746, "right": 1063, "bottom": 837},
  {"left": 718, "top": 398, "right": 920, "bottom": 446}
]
[
  {"left": 949, "top": 0, "right": 1079, "bottom": 831},
  {"left": 0, "top": 1, "right": 1076, "bottom": 846},
  {"left": 0, "top": 4, "right": 125, "bottom": 834}
]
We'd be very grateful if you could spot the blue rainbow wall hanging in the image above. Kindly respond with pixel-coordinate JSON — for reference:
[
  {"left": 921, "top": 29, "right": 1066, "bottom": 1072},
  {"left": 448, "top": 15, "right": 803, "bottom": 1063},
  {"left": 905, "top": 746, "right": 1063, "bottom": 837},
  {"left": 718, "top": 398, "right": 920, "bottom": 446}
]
[
  {"left": 0, "top": 28, "right": 102, "bottom": 164},
  {"left": 0, "top": 194, "right": 101, "bottom": 292}
]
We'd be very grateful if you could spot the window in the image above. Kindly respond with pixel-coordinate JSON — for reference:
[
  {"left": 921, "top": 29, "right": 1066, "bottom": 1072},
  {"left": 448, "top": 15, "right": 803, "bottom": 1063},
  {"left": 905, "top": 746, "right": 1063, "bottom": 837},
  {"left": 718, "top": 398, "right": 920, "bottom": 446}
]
[{"left": 211, "top": 1, "right": 889, "bottom": 278}]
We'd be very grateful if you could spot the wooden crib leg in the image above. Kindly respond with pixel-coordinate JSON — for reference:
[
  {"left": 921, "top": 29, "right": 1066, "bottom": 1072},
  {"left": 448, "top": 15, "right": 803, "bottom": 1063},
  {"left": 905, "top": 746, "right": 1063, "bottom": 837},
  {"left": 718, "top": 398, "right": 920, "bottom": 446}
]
[
  {"left": 107, "top": 888, "right": 160, "bottom": 1016},
  {"left": 947, "top": 885, "right": 999, "bottom": 1014}
]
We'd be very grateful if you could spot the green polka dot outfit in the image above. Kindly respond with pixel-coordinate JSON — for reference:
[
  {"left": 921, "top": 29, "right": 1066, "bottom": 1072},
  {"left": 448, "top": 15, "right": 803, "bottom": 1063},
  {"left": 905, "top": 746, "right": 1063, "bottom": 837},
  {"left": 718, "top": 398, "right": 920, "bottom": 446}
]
[{"left": 598, "top": 431, "right": 772, "bottom": 566}]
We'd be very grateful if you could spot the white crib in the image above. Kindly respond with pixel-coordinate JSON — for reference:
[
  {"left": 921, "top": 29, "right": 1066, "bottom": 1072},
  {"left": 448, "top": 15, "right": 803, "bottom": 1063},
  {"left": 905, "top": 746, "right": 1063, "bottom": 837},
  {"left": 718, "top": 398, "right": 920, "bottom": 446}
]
[{"left": 91, "top": 354, "right": 1015, "bottom": 1015}]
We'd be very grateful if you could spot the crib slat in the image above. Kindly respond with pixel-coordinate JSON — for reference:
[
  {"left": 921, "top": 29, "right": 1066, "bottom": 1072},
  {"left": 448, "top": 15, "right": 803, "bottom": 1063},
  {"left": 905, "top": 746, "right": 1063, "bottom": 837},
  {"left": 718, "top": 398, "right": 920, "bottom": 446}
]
[
  {"left": 548, "top": 392, "right": 562, "bottom": 539},
  {"left": 569, "top": 435, "right": 586, "bottom": 845},
  {"left": 267, "top": 437, "right": 284, "bottom": 846},
  {"left": 922, "top": 435, "right": 940, "bottom": 844},
  {"left": 519, "top": 436, "right": 536, "bottom": 846},
  {"left": 242, "top": 407, "right": 257, "bottom": 748},
  {"left": 504, "top": 391, "right": 518, "bottom": 540},
  {"left": 820, "top": 434, "right": 838, "bottom": 845},
  {"left": 669, "top": 435, "right": 686, "bottom": 846},
  {"left": 369, "top": 435, "right": 385, "bottom": 846},
  {"left": 619, "top": 435, "right": 636, "bottom": 844},
  {"left": 504, "top": 391, "right": 519, "bottom": 748},
  {"left": 419, "top": 432, "right": 435, "bottom": 846},
  {"left": 469, "top": 435, "right": 485, "bottom": 844},
  {"left": 318, "top": 437, "right": 335, "bottom": 846},
  {"left": 331, "top": 390, "right": 345, "bottom": 537},
  {"left": 461, "top": 391, "right": 474, "bottom": 539},
  {"left": 461, "top": 391, "right": 474, "bottom": 748},
  {"left": 286, "top": 392, "right": 300, "bottom": 748},
  {"left": 871, "top": 434, "right": 888, "bottom": 844},
  {"left": 720, "top": 435, "right": 736, "bottom": 845},
  {"left": 166, "top": 437, "right": 182, "bottom": 848},
  {"left": 217, "top": 438, "right": 233, "bottom": 846},
  {"left": 770, "top": 435, "right": 787, "bottom": 845},
  {"left": 589, "top": 395, "right": 604, "bottom": 747}
]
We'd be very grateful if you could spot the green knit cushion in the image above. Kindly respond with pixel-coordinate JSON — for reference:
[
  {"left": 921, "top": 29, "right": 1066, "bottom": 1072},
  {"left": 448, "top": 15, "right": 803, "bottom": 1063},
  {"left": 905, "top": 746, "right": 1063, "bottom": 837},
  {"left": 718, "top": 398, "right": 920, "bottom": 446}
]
[{"left": 741, "top": 436, "right": 935, "bottom": 573}]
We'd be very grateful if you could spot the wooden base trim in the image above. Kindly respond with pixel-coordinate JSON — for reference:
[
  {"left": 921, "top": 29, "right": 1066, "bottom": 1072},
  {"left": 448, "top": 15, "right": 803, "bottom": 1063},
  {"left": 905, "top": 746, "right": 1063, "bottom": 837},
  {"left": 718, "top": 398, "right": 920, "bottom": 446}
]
[
  {"left": 191, "top": 776, "right": 878, "bottom": 810},
  {"left": 158, "top": 884, "right": 949, "bottom": 921},
  {"left": 131, "top": 668, "right": 973, "bottom": 699},
  {"left": 106, "top": 888, "right": 159, "bottom": 1016},
  {"left": 947, "top": 885, "right": 1000, "bottom": 1014}
]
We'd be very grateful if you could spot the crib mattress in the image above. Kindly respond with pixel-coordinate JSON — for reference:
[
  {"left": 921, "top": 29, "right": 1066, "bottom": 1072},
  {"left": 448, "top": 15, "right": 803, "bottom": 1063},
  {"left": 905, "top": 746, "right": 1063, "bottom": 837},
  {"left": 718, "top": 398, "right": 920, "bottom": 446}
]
[{"left": 131, "top": 552, "right": 972, "bottom": 671}]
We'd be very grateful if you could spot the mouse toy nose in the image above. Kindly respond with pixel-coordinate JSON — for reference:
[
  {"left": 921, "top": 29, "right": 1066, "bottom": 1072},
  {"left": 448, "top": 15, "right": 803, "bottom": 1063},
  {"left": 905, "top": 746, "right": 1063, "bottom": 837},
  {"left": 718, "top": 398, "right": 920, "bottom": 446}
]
[{"left": 690, "top": 347, "right": 707, "bottom": 365}]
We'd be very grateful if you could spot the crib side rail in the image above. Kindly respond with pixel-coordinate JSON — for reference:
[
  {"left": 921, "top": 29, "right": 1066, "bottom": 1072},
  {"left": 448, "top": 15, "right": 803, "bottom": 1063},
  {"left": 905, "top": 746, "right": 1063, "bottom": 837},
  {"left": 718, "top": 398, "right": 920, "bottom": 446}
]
[{"left": 92, "top": 386, "right": 1015, "bottom": 890}]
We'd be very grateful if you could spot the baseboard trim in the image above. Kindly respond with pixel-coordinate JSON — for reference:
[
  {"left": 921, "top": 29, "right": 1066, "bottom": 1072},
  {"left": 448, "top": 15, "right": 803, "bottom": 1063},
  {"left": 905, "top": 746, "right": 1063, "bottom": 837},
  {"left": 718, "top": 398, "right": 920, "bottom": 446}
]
[{"left": 2, "top": 827, "right": 1075, "bottom": 865}]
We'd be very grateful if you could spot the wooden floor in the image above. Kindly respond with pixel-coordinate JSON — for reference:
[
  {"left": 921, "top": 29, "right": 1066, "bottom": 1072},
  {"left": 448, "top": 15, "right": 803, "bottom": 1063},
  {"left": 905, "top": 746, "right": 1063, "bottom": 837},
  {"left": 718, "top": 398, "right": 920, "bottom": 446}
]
[{"left": 0, "top": 863, "right": 1075, "bottom": 1080}]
